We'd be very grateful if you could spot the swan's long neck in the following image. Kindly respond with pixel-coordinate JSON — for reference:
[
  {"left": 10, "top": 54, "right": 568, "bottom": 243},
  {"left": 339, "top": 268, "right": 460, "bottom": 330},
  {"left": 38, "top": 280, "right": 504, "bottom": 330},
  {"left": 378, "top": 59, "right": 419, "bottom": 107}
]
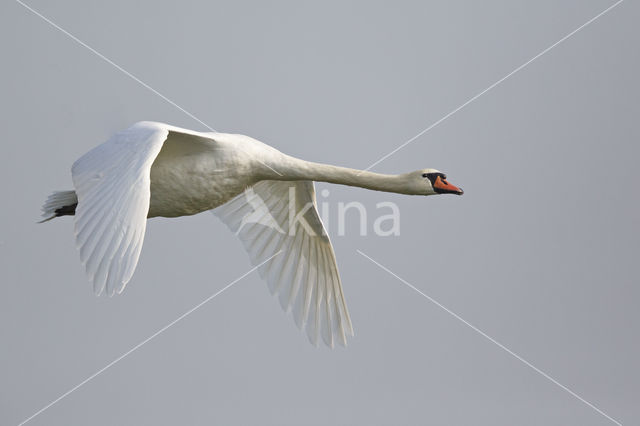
[{"left": 259, "top": 155, "right": 412, "bottom": 194}]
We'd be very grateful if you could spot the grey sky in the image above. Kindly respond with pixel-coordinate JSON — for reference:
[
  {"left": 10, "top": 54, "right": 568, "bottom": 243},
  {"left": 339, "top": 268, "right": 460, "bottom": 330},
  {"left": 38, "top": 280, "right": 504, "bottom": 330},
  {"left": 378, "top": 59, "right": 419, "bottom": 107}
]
[{"left": 1, "top": 1, "right": 638, "bottom": 425}]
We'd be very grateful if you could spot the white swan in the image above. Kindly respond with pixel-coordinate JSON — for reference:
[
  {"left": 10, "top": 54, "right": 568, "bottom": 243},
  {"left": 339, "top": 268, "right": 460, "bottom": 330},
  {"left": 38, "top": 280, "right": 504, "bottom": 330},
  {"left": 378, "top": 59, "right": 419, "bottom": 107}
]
[{"left": 41, "top": 121, "right": 463, "bottom": 347}]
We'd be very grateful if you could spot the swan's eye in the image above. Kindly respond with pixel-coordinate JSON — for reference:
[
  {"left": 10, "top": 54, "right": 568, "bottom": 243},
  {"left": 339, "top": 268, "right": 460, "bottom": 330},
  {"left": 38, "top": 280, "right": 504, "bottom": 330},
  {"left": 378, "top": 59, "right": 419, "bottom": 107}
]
[{"left": 422, "top": 173, "right": 429, "bottom": 178}]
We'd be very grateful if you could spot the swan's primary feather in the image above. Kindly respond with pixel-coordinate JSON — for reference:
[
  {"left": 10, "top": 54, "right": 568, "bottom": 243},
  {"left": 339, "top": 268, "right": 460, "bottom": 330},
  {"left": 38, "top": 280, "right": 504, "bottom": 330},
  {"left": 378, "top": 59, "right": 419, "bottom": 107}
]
[{"left": 214, "top": 180, "right": 354, "bottom": 347}]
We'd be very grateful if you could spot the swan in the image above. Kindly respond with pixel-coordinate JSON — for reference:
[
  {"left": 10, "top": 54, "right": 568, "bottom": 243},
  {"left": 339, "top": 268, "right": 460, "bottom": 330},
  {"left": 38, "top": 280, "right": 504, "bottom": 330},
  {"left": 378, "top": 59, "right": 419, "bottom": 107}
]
[{"left": 41, "top": 121, "right": 463, "bottom": 347}]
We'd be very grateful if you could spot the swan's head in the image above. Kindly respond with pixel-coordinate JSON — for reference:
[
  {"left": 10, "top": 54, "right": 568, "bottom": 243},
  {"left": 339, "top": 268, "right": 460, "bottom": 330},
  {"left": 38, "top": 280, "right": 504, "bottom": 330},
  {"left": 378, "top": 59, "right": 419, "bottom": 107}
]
[{"left": 409, "top": 169, "right": 464, "bottom": 196}]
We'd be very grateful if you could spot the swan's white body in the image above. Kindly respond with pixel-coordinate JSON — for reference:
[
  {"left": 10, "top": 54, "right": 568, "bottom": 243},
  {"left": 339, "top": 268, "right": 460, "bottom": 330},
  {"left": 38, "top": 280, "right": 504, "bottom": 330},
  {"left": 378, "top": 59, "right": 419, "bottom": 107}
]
[
  {"left": 148, "top": 127, "right": 277, "bottom": 217},
  {"left": 42, "top": 121, "right": 462, "bottom": 347}
]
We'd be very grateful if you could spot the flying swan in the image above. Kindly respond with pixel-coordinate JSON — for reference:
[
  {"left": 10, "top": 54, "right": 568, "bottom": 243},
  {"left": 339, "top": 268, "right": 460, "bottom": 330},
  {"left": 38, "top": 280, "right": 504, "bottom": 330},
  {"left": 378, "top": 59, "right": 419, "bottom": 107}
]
[{"left": 41, "top": 121, "right": 463, "bottom": 347}]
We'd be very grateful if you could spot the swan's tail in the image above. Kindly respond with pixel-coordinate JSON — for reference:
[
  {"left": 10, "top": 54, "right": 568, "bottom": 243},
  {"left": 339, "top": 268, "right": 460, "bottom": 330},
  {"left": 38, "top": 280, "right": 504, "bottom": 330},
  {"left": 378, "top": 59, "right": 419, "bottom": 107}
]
[{"left": 39, "top": 190, "right": 78, "bottom": 223}]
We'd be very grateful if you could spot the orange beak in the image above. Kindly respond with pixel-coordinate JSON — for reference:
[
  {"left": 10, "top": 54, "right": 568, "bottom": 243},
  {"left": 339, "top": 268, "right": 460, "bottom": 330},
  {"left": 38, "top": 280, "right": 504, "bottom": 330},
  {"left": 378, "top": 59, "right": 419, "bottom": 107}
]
[{"left": 433, "top": 176, "right": 464, "bottom": 195}]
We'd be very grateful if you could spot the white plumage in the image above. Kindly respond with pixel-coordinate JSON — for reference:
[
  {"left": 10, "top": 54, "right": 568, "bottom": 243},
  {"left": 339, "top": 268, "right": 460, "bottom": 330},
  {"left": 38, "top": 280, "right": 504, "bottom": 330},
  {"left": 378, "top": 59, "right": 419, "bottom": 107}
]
[{"left": 42, "top": 121, "right": 463, "bottom": 347}]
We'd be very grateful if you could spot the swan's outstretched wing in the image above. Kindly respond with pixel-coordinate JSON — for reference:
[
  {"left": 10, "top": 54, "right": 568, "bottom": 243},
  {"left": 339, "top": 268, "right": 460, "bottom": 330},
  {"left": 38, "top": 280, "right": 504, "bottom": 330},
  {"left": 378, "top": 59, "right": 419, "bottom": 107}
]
[
  {"left": 71, "top": 122, "right": 170, "bottom": 296},
  {"left": 214, "top": 181, "right": 354, "bottom": 347}
]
